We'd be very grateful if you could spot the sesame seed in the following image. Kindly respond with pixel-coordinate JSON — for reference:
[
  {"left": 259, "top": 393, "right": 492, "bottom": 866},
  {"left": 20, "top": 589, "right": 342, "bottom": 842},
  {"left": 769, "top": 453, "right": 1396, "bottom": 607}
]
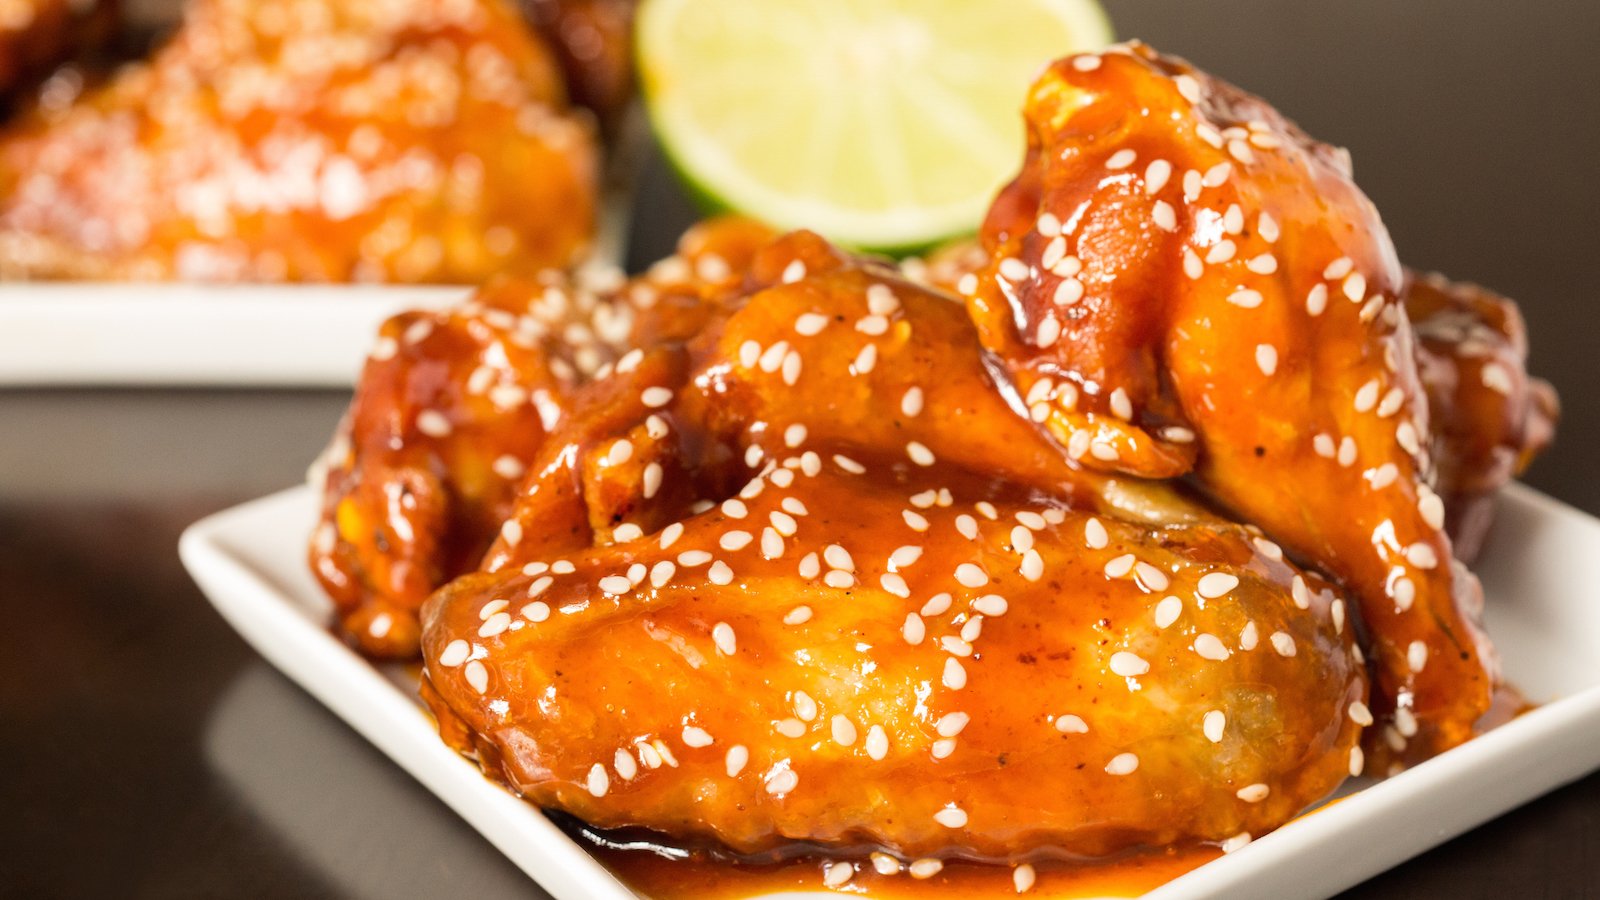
[
  {"left": 1338, "top": 436, "right": 1358, "bottom": 467},
  {"left": 765, "top": 766, "right": 799, "bottom": 795},
  {"left": 999, "top": 257, "right": 1031, "bottom": 282},
  {"left": 1046, "top": 275, "right": 1084, "bottom": 309},
  {"left": 881, "top": 573, "right": 911, "bottom": 598},
  {"left": 1110, "top": 651, "right": 1150, "bottom": 677},
  {"left": 1342, "top": 272, "right": 1368, "bottom": 303},
  {"left": 1253, "top": 537, "right": 1283, "bottom": 560},
  {"left": 1198, "top": 572, "right": 1239, "bottom": 598},
  {"left": 1240, "top": 621, "right": 1259, "bottom": 652},
  {"left": 1306, "top": 283, "right": 1329, "bottom": 316},
  {"left": 1223, "top": 204, "right": 1245, "bottom": 235},
  {"left": 1418, "top": 492, "right": 1446, "bottom": 530},
  {"left": 1203, "top": 709, "right": 1226, "bottom": 743},
  {"left": 943, "top": 658, "right": 968, "bottom": 689},
  {"left": 822, "top": 544, "right": 855, "bottom": 572},
  {"left": 1481, "top": 362, "right": 1513, "bottom": 395},
  {"left": 1203, "top": 162, "right": 1232, "bottom": 188},
  {"left": 720, "top": 530, "right": 753, "bottom": 552},
  {"left": 1104, "top": 554, "right": 1136, "bottom": 578},
  {"left": 1236, "top": 783, "right": 1270, "bottom": 803},
  {"left": 518, "top": 600, "right": 549, "bottom": 623},
  {"left": 1246, "top": 253, "right": 1278, "bottom": 274},
  {"left": 1085, "top": 518, "right": 1109, "bottom": 549},
  {"left": 776, "top": 718, "right": 806, "bottom": 738},
  {"left": 1052, "top": 254, "right": 1083, "bottom": 278},
  {"left": 974, "top": 594, "right": 1009, "bottom": 616},
  {"left": 725, "top": 745, "right": 748, "bottom": 776},
  {"left": 1109, "top": 387, "right": 1134, "bottom": 420},
  {"left": 492, "top": 455, "right": 525, "bottom": 479},
  {"left": 606, "top": 439, "right": 634, "bottom": 466},
  {"left": 1221, "top": 833, "right": 1252, "bottom": 854},
  {"left": 922, "top": 593, "right": 953, "bottom": 616},
  {"left": 823, "top": 862, "right": 854, "bottom": 888},
  {"left": 1194, "top": 633, "right": 1230, "bottom": 660},
  {"left": 909, "top": 859, "right": 943, "bottom": 879},
  {"left": 1014, "top": 863, "right": 1037, "bottom": 893},
  {"left": 1155, "top": 596, "right": 1183, "bottom": 628},
  {"left": 438, "top": 639, "right": 470, "bottom": 667},
  {"left": 1349, "top": 746, "right": 1365, "bottom": 777},
  {"left": 1258, "top": 212, "right": 1280, "bottom": 243},
  {"left": 1073, "top": 54, "right": 1103, "bottom": 72},
  {"left": 1175, "top": 73, "right": 1202, "bottom": 102},
  {"left": 1135, "top": 562, "right": 1170, "bottom": 591},
  {"left": 464, "top": 660, "right": 489, "bottom": 694},
  {"left": 1107, "top": 149, "right": 1137, "bottom": 170},
  {"left": 795, "top": 313, "right": 828, "bottom": 336},
  {"left": 936, "top": 712, "right": 970, "bottom": 737},
  {"left": 941, "top": 636, "right": 974, "bottom": 657},
  {"left": 416, "top": 410, "right": 452, "bottom": 437},
  {"left": 1207, "top": 240, "right": 1237, "bottom": 264},
  {"left": 1037, "top": 212, "right": 1063, "bottom": 236},
  {"left": 955, "top": 563, "right": 989, "bottom": 588},
  {"left": 712, "top": 622, "right": 737, "bottom": 655},
  {"left": 906, "top": 442, "right": 936, "bottom": 466},
  {"left": 1408, "top": 640, "right": 1429, "bottom": 672},
  {"left": 866, "top": 724, "right": 890, "bottom": 759},
  {"left": 1036, "top": 317, "right": 1062, "bottom": 348},
  {"left": 1332, "top": 599, "right": 1346, "bottom": 633},
  {"left": 1377, "top": 387, "right": 1405, "bottom": 418},
  {"left": 650, "top": 561, "right": 676, "bottom": 588},
  {"left": 867, "top": 284, "right": 900, "bottom": 315},
  {"left": 934, "top": 806, "right": 969, "bottom": 828},
  {"left": 1393, "top": 576, "right": 1416, "bottom": 611},
  {"left": 1152, "top": 201, "right": 1178, "bottom": 231},
  {"left": 1228, "top": 289, "right": 1263, "bottom": 308},
  {"left": 1270, "top": 631, "right": 1297, "bottom": 657},
  {"left": 1405, "top": 542, "right": 1439, "bottom": 569},
  {"left": 1145, "top": 159, "right": 1173, "bottom": 194},
  {"left": 1349, "top": 701, "right": 1374, "bottom": 726},
  {"left": 831, "top": 715, "right": 858, "bottom": 746},
  {"left": 903, "top": 510, "right": 930, "bottom": 532},
  {"left": 1055, "top": 714, "right": 1089, "bottom": 734},
  {"left": 976, "top": 502, "right": 999, "bottom": 520},
  {"left": 478, "top": 612, "right": 511, "bottom": 638},
  {"left": 1105, "top": 753, "right": 1140, "bottom": 775},
  {"left": 683, "top": 726, "right": 714, "bottom": 748},
  {"left": 824, "top": 569, "right": 855, "bottom": 588},
  {"left": 890, "top": 545, "right": 924, "bottom": 570},
  {"left": 587, "top": 763, "right": 609, "bottom": 797},
  {"left": 781, "top": 260, "right": 807, "bottom": 284},
  {"left": 641, "top": 387, "right": 674, "bottom": 409}
]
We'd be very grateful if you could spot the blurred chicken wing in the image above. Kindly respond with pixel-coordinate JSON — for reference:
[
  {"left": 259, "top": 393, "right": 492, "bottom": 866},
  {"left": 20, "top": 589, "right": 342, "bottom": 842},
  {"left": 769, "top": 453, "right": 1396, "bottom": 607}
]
[{"left": 0, "top": 0, "right": 595, "bottom": 281}]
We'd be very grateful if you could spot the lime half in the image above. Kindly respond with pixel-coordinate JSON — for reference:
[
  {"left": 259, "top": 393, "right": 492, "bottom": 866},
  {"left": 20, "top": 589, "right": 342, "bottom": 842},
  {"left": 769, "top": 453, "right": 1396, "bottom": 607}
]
[{"left": 637, "top": 0, "right": 1112, "bottom": 253}]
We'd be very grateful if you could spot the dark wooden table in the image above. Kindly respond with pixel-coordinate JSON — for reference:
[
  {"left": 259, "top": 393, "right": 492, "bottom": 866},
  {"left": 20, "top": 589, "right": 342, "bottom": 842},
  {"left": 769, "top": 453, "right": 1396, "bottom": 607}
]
[{"left": 2, "top": 2, "right": 1597, "bottom": 897}]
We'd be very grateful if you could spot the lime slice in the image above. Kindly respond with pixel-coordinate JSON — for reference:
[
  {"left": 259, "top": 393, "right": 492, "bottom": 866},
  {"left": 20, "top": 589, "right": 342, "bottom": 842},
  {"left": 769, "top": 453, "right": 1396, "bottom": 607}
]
[{"left": 637, "top": 0, "right": 1113, "bottom": 253}]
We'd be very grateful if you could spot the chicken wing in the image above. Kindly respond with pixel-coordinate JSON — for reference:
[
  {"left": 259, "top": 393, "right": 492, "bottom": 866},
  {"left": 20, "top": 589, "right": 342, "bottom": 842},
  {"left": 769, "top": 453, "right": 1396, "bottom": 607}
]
[
  {"left": 309, "top": 217, "right": 775, "bottom": 657},
  {"left": 1406, "top": 270, "right": 1559, "bottom": 562},
  {"left": 0, "top": 0, "right": 595, "bottom": 281},
  {"left": 420, "top": 240, "right": 1366, "bottom": 858},
  {"left": 962, "top": 43, "right": 1492, "bottom": 765}
]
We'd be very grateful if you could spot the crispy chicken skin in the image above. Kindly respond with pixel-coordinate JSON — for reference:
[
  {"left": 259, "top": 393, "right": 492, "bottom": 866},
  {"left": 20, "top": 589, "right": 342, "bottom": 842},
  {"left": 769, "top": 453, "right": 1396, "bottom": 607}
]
[
  {"left": 421, "top": 231, "right": 1366, "bottom": 859},
  {"left": 963, "top": 43, "right": 1494, "bottom": 764},
  {"left": 0, "top": 0, "right": 595, "bottom": 281},
  {"left": 309, "top": 217, "right": 776, "bottom": 657},
  {"left": 1405, "top": 271, "right": 1559, "bottom": 562}
]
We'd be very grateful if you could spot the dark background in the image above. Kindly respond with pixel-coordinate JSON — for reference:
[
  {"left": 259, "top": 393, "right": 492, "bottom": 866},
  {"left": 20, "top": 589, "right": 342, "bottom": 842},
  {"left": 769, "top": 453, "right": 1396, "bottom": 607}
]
[{"left": 1, "top": 1, "right": 1596, "bottom": 897}]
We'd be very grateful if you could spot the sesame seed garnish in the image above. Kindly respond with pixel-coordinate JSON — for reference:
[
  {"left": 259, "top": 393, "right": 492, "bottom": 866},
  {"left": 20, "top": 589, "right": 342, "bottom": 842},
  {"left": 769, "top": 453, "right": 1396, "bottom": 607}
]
[
  {"left": 1155, "top": 596, "right": 1183, "bottom": 628},
  {"left": 712, "top": 622, "right": 737, "bottom": 655},
  {"left": 881, "top": 573, "right": 911, "bottom": 598},
  {"left": 1110, "top": 651, "right": 1150, "bottom": 677},
  {"left": 1175, "top": 73, "right": 1202, "bottom": 102},
  {"left": 1408, "top": 640, "right": 1429, "bottom": 672},
  {"left": 908, "top": 859, "right": 943, "bottom": 879},
  {"left": 1207, "top": 240, "right": 1237, "bottom": 264},
  {"left": 1338, "top": 436, "right": 1358, "bottom": 467},
  {"left": 1152, "top": 201, "right": 1178, "bottom": 231},
  {"left": 1053, "top": 276, "right": 1085, "bottom": 307},
  {"left": 1072, "top": 54, "right": 1102, "bottom": 72},
  {"left": 1227, "top": 288, "right": 1263, "bottom": 308},
  {"left": 824, "top": 569, "right": 855, "bottom": 588},
  {"left": 1037, "top": 212, "right": 1063, "bottom": 236},
  {"left": 1203, "top": 162, "right": 1232, "bottom": 188},
  {"left": 765, "top": 766, "right": 799, "bottom": 795},
  {"left": 438, "top": 639, "right": 470, "bottom": 667},
  {"left": 416, "top": 410, "right": 452, "bottom": 437},
  {"left": 934, "top": 805, "right": 969, "bottom": 828},
  {"left": 1418, "top": 491, "right": 1445, "bottom": 530},
  {"left": 1324, "top": 257, "right": 1354, "bottom": 279},
  {"left": 1481, "top": 362, "right": 1513, "bottom": 395},
  {"left": 781, "top": 260, "right": 807, "bottom": 284},
  {"left": 1106, "top": 148, "right": 1137, "bottom": 170},
  {"left": 492, "top": 455, "right": 525, "bottom": 479},
  {"left": 1343, "top": 272, "right": 1367, "bottom": 303},
  {"left": 1236, "top": 783, "right": 1270, "bottom": 803},
  {"left": 955, "top": 563, "right": 989, "bottom": 588},
  {"left": 794, "top": 313, "right": 828, "bottom": 336},
  {"left": 943, "top": 658, "right": 968, "bottom": 689},
  {"left": 922, "top": 593, "right": 953, "bottom": 616},
  {"left": 999, "top": 257, "right": 1031, "bottom": 282},
  {"left": 464, "top": 660, "right": 488, "bottom": 694},
  {"left": 683, "top": 726, "right": 714, "bottom": 748},
  {"left": 1258, "top": 212, "right": 1280, "bottom": 243},
  {"left": 1105, "top": 753, "right": 1140, "bottom": 775},
  {"left": 907, "top": 441, "right": 936, "bottom": 466},
  {"left": 867, "top": 284, "right": 900, "bottom": 315},
  {"left": 641, "top": 386, "right": 674, "bottom": 408},
  {"left": 1246, "top": 253, "right": 1278, "bottom": 274},
  {"left": 1085, "top": 518, "right": 1109, "bottom": 549},
  {"left": 1306, "top": 283, "right": 1329, "bottom": 316},
  {"left": 1014, "top": 863, "right": 1037, "bottom": 893},
  {"left": 1145, "top": 159, "right": 1173, "bottom": 194},
  {"left": 642, "top": 463, "right": 663, "bottom": 499},
  {"left": 1135, "top": 562, "right": 1170, "bottom": 591},
  {"left": 823, "top": 862, "right": 854, "bottom": 888},
  {"left": 1393, "top": 576, "right": 1416, "bottom": 611},
  {"left": 678, "top": 549, "right": 712, "bottom": 567},
  {"left": 587, "top": 763, "right": 609, "bottom": 797},
  {"left": 941, "top": 636, "right": 974, "bottom": 657},
  {"left": 828, "top": 715, "right": 857, "bottom": 746},
  {"left": 822, "top": 544, "right": 855, "bottom": 572},
  {"left": 890, "top": 545, "right": 924, "bottom": 570},
  {"left": 1109, "top": 387, "right": 1134, "bottom": 420},
  {"left": 614, "top": 749, "right": 638, "bottom": 781},
  {"left": 976, "top": 502, "right": 999, "bottom": 520},
  {"left": 1194, "top": 633, "right": 1230, "bottom": 661},
  {"left": 1223, "top": 204, "right": 1245, "bottom": 235},
  {"left": 1349, "top": 701, "right": 1373, "bottom": 726},
  {"left": 725, "top": 745, "right": 748, "bottom": 776},
  {"left": 1198, "top": 572, "right": 1239, "bottom": 598},
  {"left": 1221, "top": 833, "right": 1252, "bottom": 854},
  {"left": 1036, "top": 316, "right": 1063, "bottom": 348},
  {"left": 1377, "top": 387, "right": 1405, "bottom": 418},
  {"left": 1239, "top": 621, "right": 1259, "bottom": 651},
  {"left": 1203, "top": 709, "right": 1226, "bottom": 743},
  {"left": 1056, "top": 714, "right": 1089, "bottom": 734},
  {"left": 903, "top": 510, "right": 930, "bottom": 532},
  {"left": 1270, "top": 631, "right": 1297, "bottom": 657},
  {"left": 866, "top": 725, "right": 890, "bottom": 759},
  {"left": 606, "top": 439, "right": 634, "bottom": 466},
  {"left": 1104, "top": 554, "right": 1136, "bottom": 578},
  {"left": 719, "top": 531, "right": 753, "bottom": 551},
  {"left": 1349, "top": 746, "right": 1365, "bottom": 777},
  {"left": 1404, "top": 542, "right": 1439, "bottom": 569}
]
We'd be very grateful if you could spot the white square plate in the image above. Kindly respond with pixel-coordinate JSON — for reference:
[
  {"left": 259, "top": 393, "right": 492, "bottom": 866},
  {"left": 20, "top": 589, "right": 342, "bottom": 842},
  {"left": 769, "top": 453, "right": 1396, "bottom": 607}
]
[{"left": 179, "top": 483, "right": 1600, "bottom": 899}]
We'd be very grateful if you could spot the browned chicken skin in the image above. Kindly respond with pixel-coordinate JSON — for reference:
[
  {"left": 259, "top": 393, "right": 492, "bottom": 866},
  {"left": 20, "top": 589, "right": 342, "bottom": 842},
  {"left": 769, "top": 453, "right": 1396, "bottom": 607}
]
[
  {"left": 0, "top": 0, "right": 596, "bottom": 281},
  {"left": 964, "top": 43, "right": 1508, "bottom": 766},
  {"left": 420, "top": 230, "right": 1367, "bottom": 860}
]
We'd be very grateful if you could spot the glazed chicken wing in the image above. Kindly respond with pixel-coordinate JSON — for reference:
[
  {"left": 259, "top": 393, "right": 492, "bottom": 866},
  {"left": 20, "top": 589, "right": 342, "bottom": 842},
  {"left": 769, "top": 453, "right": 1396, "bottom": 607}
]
[
  {"left": 0, "top": 0, "right": 595, "bottom": 281},
  {"left": 962, "top": 43, "right": 1492, "bottom": 765},
  {"left": 310, "top": 217, "right": 776, "bottom": 657},
  {"left": 421, "top": 235, "right": 1367, "bottom": 859}
]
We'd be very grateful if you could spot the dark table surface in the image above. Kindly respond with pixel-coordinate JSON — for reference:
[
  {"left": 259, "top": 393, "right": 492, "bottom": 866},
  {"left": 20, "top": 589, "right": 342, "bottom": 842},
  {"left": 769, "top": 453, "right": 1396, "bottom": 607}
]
[{"left": 2, "top": 1, "right": 1598, "bottom": 898}]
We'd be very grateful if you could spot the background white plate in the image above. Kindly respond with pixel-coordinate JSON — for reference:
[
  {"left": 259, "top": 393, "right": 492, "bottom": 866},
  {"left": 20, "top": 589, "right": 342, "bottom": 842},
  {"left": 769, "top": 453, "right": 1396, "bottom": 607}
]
[{"left": 179, "top": 483, "right": 1600, "bottom": 899}]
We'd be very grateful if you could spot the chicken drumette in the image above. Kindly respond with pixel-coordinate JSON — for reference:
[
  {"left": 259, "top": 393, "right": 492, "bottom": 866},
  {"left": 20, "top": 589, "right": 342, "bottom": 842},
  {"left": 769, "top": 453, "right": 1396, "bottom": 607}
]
[
  {"left": 0, "top": 0, "right": 595, "bottom": 281},
  {"left": 961, "top": 43, "right": 1498, "bottom": 765}
]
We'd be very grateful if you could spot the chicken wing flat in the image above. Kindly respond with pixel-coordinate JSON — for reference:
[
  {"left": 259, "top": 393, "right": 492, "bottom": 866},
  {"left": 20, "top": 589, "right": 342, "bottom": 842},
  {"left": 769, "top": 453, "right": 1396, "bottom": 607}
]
[
  {"left": 309, "top": 217, "right": 775, "bottom": 657},
  {"left": 962, "top": 43, "right": 1495, "bottom": 765},
  {"left": 0, "top": 0, "right": 595, "bottom": 281},
  {"left": 420, "top": 232, "right": 1366, "bottom": 860}
]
